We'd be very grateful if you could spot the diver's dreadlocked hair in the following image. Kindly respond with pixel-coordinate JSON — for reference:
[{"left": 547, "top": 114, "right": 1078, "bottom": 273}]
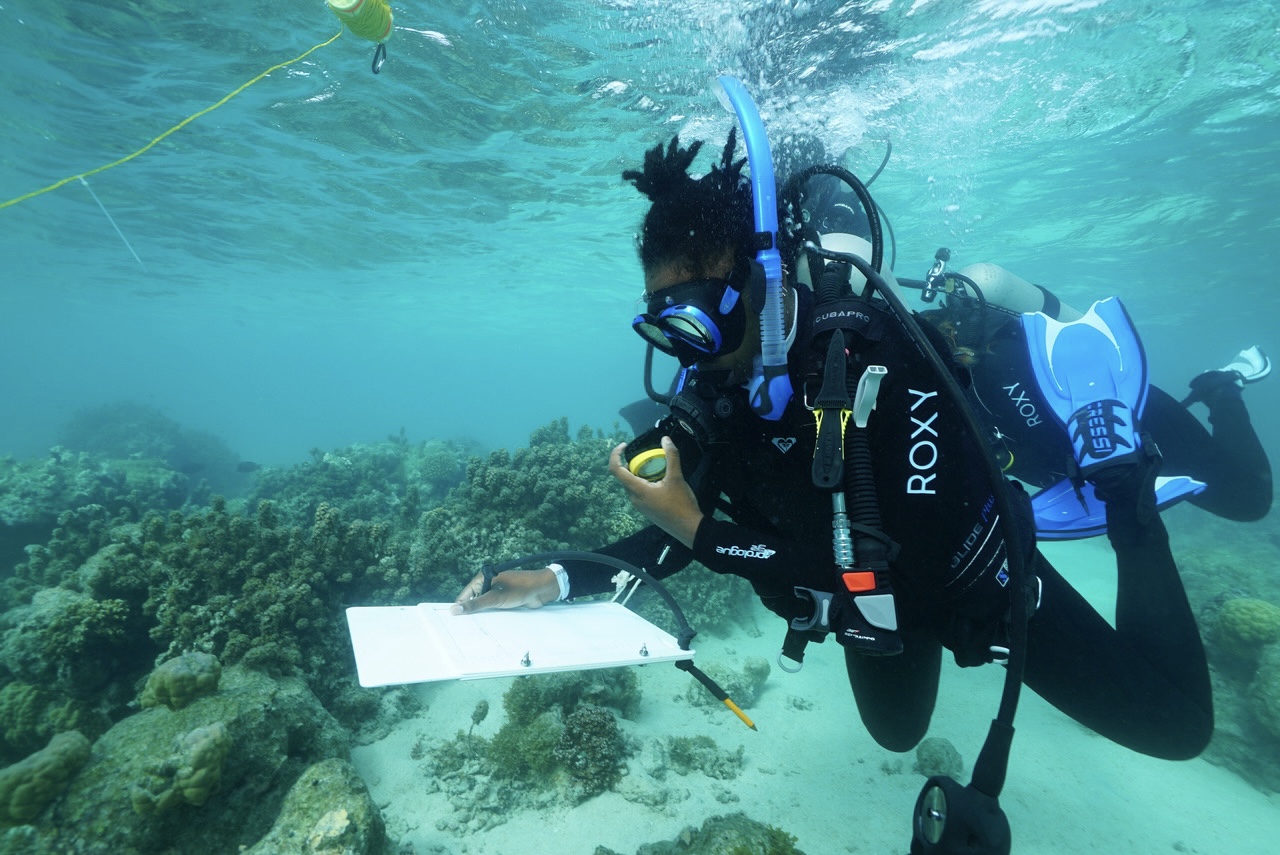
[{"left": 622, "top": 129, "right": 753, "bottom": 278}]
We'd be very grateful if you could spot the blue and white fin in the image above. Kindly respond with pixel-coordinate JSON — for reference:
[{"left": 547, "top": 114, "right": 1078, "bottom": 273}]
[
  {"left": 1031, "top": 475, "right": 1207, "bottom": 540},
  {"left": 1021, "top": 297, "right": 1149, "bottom": 481}
]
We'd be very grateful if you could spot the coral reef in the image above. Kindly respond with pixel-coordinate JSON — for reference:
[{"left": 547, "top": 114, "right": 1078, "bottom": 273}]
[
  {"left": 406, "top": 418, "right": 644, "bottom": 598},
  {"left": 486, "top": 669, "right": 639, "bottom": 789},
  {"left": 130, "top": 721, "right": 231, "bottom": 814},
  {"left": 0, "top": 731, "right": 90, "bottom": 826},
  {"left": 1211, "top": 597, "right": 1280, "bottom": 663},
  {"left": 684, "top": 657, "right": 771, "bottom": 710},
  {"left": 0, "top": 450, "right": 187, "bottom": 580},
  {"left": 57, "top": 401, "right": 243, "bottom": 497},
  {"left": 553, "top": 704, "right": 627, "bottom": 801},
  {"left": 0, "top": 586, "right": 145, "bottom": 718},
  {"left": 628, "top": 561, "right": 761, "bottom": 641},
  {"left": 502, "top": 668, "right": 642, "bottom": 725},
  {"left": 140, "top": 651, "right": 223, "bottom": 710},
  {"left": 662, "top": 734, "right": 745, "bottom": 780},
  {"left": 30, "top": 666, "right": 350, "bottom": 854},
  {"left": 0, "top": 415, "right": 825, "bottom": 851},
  {"left": 0, "top": 495, "right": 403, "bottom": 746},
  {"left": 1165, "top": 505, "right": 1280, "bottom": 793},
  {"left": 249, "top": 436, "right": 469, "bottom": 534},
  {"left": 240, "top": 758, "right": 388, "bottom": 855},
  {"left": 1, "top": 418, "right": 651, "bottom": 764},
  {"left": 594, "top": 812, "right": 805, "bottom": 855},
  {"left": 425, "top": 668, "right": 644, "bottom": 829},
  {"left": 1250, "top": 644, "right": 1280, "bottom": 742}
]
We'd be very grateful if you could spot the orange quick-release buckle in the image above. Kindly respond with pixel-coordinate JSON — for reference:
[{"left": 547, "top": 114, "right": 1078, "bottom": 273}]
[{"left": 841, "top": 570, "right": 878, "bottom": 593}]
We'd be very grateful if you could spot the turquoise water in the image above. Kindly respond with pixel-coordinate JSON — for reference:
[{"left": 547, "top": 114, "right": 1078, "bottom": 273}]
[
  {"left": 4, "top": 0, "right": 1276, "bottom": 462},
  {"left": 2, "top": 3, "right": 1280, "bottom": 849}
]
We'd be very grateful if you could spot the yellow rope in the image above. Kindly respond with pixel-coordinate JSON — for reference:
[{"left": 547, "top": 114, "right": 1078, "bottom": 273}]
[{"left": 0, "top": 29, "right": 344, "bottom": 211}]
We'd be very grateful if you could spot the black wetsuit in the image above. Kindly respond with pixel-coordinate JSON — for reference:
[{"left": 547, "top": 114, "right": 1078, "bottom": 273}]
[
  {"left": 568, "top": 287, "right": 1212, "bottom": 759},
  {"left": 963, "top": 308, "right": 1272, "bottom": 521}
]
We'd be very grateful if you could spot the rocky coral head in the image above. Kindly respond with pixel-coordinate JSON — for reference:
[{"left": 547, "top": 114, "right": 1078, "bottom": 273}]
[
  {"left": 140, "top": 652, "right": 223, "bottom": 710},
  {"left": 0, "top": 730, "right": 92, "bottom": 826},
  {"left": 130, "top": 720, "right": 232, "bottom": 814},
  {"left": 553, "top": 704, "right": 626, "bottom": 800}
]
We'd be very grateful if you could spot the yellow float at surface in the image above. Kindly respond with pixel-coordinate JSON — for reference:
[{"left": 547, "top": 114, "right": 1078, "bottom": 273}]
[{"left": 328, "top": 0, "right": 394, "bottom": 44}]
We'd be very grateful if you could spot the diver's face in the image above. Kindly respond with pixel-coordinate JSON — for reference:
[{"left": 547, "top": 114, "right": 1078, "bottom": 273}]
[{"left": 644, "top": 256, "right": 760, "bottom": 383}]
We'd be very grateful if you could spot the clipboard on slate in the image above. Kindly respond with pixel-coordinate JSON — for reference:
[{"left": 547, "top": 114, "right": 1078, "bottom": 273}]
[{"left": 345, "top": 601, "right": 695, "bottom": 687}]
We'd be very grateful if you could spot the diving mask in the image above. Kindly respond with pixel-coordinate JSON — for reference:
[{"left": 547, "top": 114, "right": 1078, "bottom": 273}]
[{"left": 632, "top": 277, "right": 747, "bottom": 368}]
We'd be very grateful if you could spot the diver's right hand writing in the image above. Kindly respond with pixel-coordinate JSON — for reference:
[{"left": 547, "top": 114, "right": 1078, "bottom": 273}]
[{"left": 450, "top": 568, "right": 559, "bottom": 615}]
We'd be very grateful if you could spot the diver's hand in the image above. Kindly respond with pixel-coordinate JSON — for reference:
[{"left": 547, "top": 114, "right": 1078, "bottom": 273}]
[
  {"left": 451, "top": 568, "right": 559, "bottom": 615},
  {"left": 609, "top": 436, "right": 703, "bottom": 548}
]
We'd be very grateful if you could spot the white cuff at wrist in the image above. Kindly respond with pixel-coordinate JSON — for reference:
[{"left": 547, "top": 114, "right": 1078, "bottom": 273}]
[{"left": 549, "top": 563, "right": 570, "bottom": 601}]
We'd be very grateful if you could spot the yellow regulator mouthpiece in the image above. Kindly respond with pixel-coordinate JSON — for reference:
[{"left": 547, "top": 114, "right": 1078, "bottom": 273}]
[{"left": 328, "top": 0, "right": 394, "bottom": 44}]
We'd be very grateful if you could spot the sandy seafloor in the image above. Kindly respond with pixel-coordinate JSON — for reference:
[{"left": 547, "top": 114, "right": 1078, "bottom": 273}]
[{"left": 352, "top": 537, "right": 1280, "bottom": 855}]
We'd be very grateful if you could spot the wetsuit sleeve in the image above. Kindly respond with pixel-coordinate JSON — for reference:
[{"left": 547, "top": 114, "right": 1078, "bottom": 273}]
[
  {"left": 688, "top": 515, "right": 835, "bottom": 623},
  {"left": 554, "top": 434, "right": 732, "bottom": 599},
  {"left": 557, "top": 525, "right": 695, "bottom": 599},
  {"left": 690, "top": 517, "right": 829, "bottom": 587}
]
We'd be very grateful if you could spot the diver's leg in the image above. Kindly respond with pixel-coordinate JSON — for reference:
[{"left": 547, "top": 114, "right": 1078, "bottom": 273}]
[
  {"left": 1172, "top": 348, "right": 1274, "bottom": 522},
  {"left": 844, "top": 627, "right": 941, "bottom": 753},
  {"left": 1159, "top": 373, "right": 1273, "bottom": 520},
  {"left": 1022, "top": 454, "right": 1212, "bottom": 759}
]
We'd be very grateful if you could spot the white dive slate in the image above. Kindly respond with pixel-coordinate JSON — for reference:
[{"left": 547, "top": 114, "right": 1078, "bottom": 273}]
[{"left": 345, "top": 601, "right": 695, "bottom": 687}]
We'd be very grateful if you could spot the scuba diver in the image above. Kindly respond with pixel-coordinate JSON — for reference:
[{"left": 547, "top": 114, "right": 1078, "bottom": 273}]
[
  {"left": 451, "top": 77, "right": 1223, "bottom": 850},
  {"left": 912, "top": 260, "right": 1272, "bottom": 538},
  {"left": 454, "top": 129, "right": 1212, "bottom": 770}
]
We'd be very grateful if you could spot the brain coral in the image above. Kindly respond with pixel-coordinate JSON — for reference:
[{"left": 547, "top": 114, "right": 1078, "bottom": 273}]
[
  {"left": 140, "top": 652, "right": 223, "bottom": 711},
  {"left": 1214, "top": 597, "right": 1280, "bottom": 661}
]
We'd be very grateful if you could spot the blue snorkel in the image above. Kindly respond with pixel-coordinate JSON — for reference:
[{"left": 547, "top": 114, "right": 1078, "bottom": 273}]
[{"left": 714, "top": 76, "right": 793, "bottom": 421}]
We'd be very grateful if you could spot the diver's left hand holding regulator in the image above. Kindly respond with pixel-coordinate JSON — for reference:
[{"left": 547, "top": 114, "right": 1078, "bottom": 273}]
[
  {"left": 451, "top": 568, "right": 560, "bottom": 615},
  {"left": 609, "top": 437, "right": 703, "bottom": 549}
]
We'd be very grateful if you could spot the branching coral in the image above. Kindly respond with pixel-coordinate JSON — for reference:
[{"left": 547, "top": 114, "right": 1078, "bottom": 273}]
[
  {"left": 141, "top": 497, "right": 397, "bottom": 705},
  {"left": 250, "top": 437, "right": 469, "bottom": 533},
  {"left": 402, "top": 421, "right": 644, "bottom": 603},
  {"left": 0, "top": 587, "right": 142, "bottom": 702},
  {"left": 2, "top": 493, "right": 399, "bottom": 733},
  {"left": 2, "top": 419, "right": 645, "bottom": 748}
]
